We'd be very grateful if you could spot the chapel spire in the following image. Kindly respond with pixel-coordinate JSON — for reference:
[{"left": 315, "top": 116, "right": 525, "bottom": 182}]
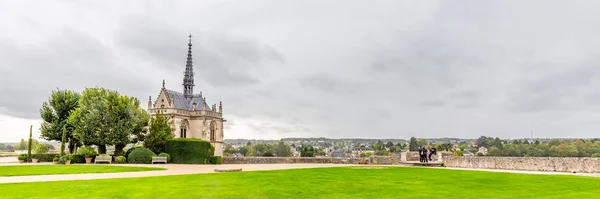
[{"left": 183, "top": 34, "right": 195, "bottom": 98}]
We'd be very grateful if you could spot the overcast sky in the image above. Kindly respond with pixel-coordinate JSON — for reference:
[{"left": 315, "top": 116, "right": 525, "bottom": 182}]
[{"left": 2, "top": 1, "right": 600, "bottom": 142}]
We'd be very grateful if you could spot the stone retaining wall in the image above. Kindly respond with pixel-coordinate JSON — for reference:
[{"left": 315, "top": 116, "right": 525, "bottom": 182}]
[
  {"left": 443, "top": 156, "right": 600, "bottom": 173},
  {"left": 223, "top": 156, "right": 400, "bottom": 165}
]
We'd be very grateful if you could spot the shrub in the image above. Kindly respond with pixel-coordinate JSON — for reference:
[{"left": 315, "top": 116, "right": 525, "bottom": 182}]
[
  {"left": 209, "top": 156, "right": 222, "bottom": 164},
  {"left": 21, "top": 154, "right": 59, "bottom": 162},
  {"left": 77, "top": 146, "right": 98, "bottom": 157},
  {"left": 115, "top": 156, "right": 126, "bottom": 164},
  {"left": 17, "top": 154, "right": 27, "bottom": 161},
  {"left": 59, "top": 155, "right": 70, "bottom": 164},
  {"left": 69, "top": 154, "right": 86, "bottom": 163},
  {"left": 165, "top": 138, "right": 214, "bottom": 164},
  {"left": 158, "top": 153, "right": 171, "bottom": 162},
  {"left": 53, "top": 157, "right": 59, "bottom": 162},
  {"left": 128, "top": 147, "right": 156, "bottom": 164},
  {"left": 125, "top": 146, "right": 143, "bottom": 160}
]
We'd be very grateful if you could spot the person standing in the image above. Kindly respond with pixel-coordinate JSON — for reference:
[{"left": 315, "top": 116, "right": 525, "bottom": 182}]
[
  {"left": 418, "top": 146, "right": 424, "bottom": 162},
  {"left": 429, "top": 147, "right": 437, "bottom": 161},
  {"left": 423, "top": 147, "right": 429, "bottom": 163}
]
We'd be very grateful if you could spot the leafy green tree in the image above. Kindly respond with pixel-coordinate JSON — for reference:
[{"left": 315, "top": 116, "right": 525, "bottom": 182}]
[
  {"left": 417, "top": 139, "right": 429, "bottom": 148},
  {"left": 40, "top": 89, "right": 81, "bottom": 153},
  {"left": 274, "top": 141, "right": 292, "bottom": 157},
  {"left": 70, "top": 88, "right": 149, "bottom": 155},
  {"left": 144, "top": 113, "right": 174, "bottom": 154},
  {"left": 409, "top": 137, "right": 418, "bottom": 151},
  {"left": 301, "top": 146, "right": 314, "bottom": 157},
  {"left": 487, "top": 146, "right": 502, "bottom": 156},
  {"left": 550, "top": 143, "right": 579, "bottom": 157},
  {"left": 27, "top": 126, "right": 33, "bottom": 162},
  {"left": 33, "top": 144, "right": 49, "bottom": 154},
  {"left": 475, "top": 136, "right": 489, "bottom": 148},
  {"left": 386, "top": 142, "right": 394, "bottom": 149}
]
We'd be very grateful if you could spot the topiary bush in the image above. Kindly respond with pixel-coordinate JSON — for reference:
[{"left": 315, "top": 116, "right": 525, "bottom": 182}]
[
  {"left": 165, "top": 138, "right": 214, "bottom": 164},
  {"left": 209, "top": 156, "right": 222, "bottom": 164},
  {"left": 115, "top": 156, "right": 126, "bottom": 164},
  {"left": 125, "top": 146, "right": 143, "bottom": 160},
  {"left": 128, "top": 147, "right": 156, "bottom": 164},
  {"left": 158, "top": 153, "right": 171, "bottom": 163}
]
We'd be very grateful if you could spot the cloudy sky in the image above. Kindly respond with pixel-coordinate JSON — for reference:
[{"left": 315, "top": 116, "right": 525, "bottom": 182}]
[{"left": 2, "top": 0, "right": 600, "bottom": 142}]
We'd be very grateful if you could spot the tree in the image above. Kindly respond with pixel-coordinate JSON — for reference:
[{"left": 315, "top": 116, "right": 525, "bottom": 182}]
[
  {"left": 16, "top": 138, "right": 27, "bottom": 150},
  {"left": 409, "top": 137, "right": 419, "bottom": 151},
  {"left": 301, "top": 146, "right": 314, "bottom": 157},
  {"left": 69, "top": 88, "right": 149, "bottom": 155},
  {"left": 487, "top": 146, "right": 502, "bottom": 156},
  {"left": 27, "top": 125, "right": 32, "bottom": 162},
  {"left": 385, "top": 142, "right": 394, "bottom": 149},
  {"left": 40, "top": 89, "right": 81, "bottom": 153},
  {"left": 475, "top": 136, "right": 489, "bottom": 148},
  {"left": 144, "top": 113, "right": 174, "bottom": 154},
  {"left": 550, "top": 143, "right": 579, "bottom": 157},
  {"left": 33, "top": 144, "right": 49, "bottom": 154},
  {"left": 417, "top": 139, "right": 429, "bottom": 148},
  {"left": 274, "top": 141, "right": 292, "bottom": 157}
]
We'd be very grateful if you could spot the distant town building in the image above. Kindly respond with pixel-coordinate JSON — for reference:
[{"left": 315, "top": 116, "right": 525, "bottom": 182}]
[{"left": 478, "top": 147, "right": 488, "bottom": 155}]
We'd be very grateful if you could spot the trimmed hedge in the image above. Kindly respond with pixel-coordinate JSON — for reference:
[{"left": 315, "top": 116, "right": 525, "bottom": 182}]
[
  {"left": 158, "top": 153, "right": 171, "bottom": 163},
  {"left": 209, "top": 156, "right": 223, "bottom": 164},
  {"left": 69, "top": 154, "right": 87, "bottom": 163},
  {"left": 19, "top": 154, "right": 59, "bottom": 162},
  {"left": 165, "top": 138, "right": 214, "bottom": 164},
  {"left": 128, "top": 147, "right": 156, "bottom": 164}
]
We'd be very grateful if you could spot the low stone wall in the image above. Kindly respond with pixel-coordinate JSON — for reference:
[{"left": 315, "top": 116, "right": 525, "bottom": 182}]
[
  {"left": 443, "top": 156, "right": 600, "bottom": 173},
  {"left": 223, "top": 156, "right": 400, "bottom": 165}
]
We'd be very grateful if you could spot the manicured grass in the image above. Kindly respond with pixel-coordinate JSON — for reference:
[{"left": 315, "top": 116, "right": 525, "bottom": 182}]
[
  {"left": 1, "top": 166, "right": 600, "bottom": 198},
  {"left": 0, "top": 165, "right": 164, "bottom": 176}
]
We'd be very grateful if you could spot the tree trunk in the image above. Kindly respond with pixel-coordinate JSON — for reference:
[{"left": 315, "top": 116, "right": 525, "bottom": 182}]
[
  {"left": 114, "top": 144, "right": 125, "bottom": 156},
  {"left": 98, "top": 145, "right": 107, "bottom": 154},
  {"left": 68, "top": 142, "right": 76, "bottom": 154}
]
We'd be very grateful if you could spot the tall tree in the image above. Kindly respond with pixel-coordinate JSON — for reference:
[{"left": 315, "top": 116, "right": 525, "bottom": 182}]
[
  {"left": 409, "top": 137, "right": 419, "bottom": 151},
  {"left": 144, "top": 113, "right": 174, "bottom": 154},
  {"left": 475, "top": 136, "right": 489, "bottom": 148},
  {"left": 274, "top": 141, "right": 292, "bottom": 157},
  {"left": 385, "top": 142, "right": 394, "bottom": 149},
  {"left": 40, "top": 89, "right": 81, "bottom": 153},
  {"left": 70, "top": 88, "right": 149, "bottom": 155},
  {"left": 27, "top": 125, "right": 32, "bottom": 162}
]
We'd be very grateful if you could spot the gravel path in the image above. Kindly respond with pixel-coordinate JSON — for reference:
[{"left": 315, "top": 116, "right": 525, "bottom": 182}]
[
  {"left": 2, "top": 163, "right": 599, "bottom": 184},
  {"left": 0, "top": 163, "right": 353, "bottom": 184}
]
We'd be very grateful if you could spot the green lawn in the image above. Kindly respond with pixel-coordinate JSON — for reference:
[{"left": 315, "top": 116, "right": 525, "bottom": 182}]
[
  {"left": 0, "top": 165, "right": 164, "bottom": 176},
  {"left": 1, "top": 166, "right": 600, "bottom": 198}
]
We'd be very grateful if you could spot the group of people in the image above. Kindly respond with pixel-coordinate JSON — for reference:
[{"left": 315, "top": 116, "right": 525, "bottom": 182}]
[{"left": 418, "top": 146, "right": 436, "bottom": 163}]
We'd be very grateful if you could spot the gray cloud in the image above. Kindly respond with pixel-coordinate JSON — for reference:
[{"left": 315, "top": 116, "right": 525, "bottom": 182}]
[{"left": 4, "top": 0, "right": 600, "bottom": 141}]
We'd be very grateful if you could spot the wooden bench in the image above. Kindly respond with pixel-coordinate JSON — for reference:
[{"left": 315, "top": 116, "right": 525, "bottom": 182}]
[
  {"left": 152, "top": 156, "right": 168, "bottom": 164},
  {"left": 94, "top": 156, "right": 111, "bottom": 164}
]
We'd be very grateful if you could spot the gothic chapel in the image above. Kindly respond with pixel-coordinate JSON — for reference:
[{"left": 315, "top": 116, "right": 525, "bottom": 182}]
[{"left": 148, "top": 35, "right": 224, "bottom": 156}]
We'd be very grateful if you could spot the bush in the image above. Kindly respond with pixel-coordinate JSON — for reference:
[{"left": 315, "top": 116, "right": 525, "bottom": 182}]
[
  {"left": 20, "top": 154, "right": 59, "bottom": 162},
  {"left": 209, "top": 156, "right": 222, "bottom": 164},
  {"left": 115, "top": 156, "right": 126, "bottom": 164},
  {"left": 53, "top": 157, "right": 59, "bottom": 162},
  {"left": 17, "top": 154, "right": 27, "bottom": 161},
  {"left": 69, "top": 154, "right": 86, "bottom": 163},
  {"left": 77, "top": 146, "right": 98, "bottom": 157},
  {"left": 128, "top": 147, "right": 156, "bottom": 164},
  {"left": 125, "top": 146, "right": 142, "bottom": 160},
  {"left": 158, "top": 153, "right": 171, "bottom": 163},
  {"left": 59, "top": 155, "right": 70, "bottom": 164},
  {"left": 165, "top": 138, "right": 214, "bottom": 164}
]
